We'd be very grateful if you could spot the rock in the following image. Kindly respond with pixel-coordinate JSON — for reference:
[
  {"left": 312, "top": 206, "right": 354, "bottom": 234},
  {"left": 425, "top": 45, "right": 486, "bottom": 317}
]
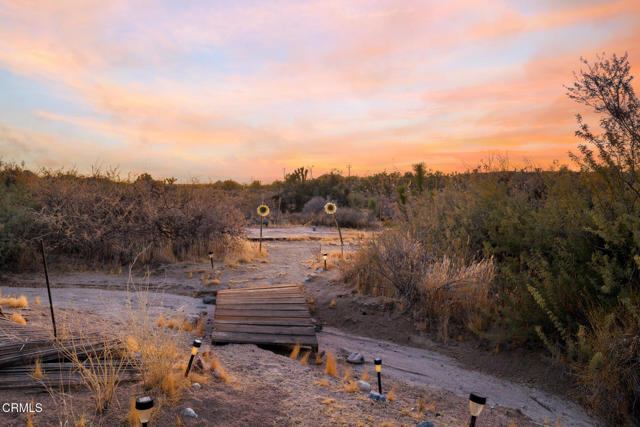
[
  {"left": 369, "top": 391, "right": 387, "bottom": 402},
  {"left": 314, "top": 323, "right": 323, "bottom": 332},
  {"left": 192, "top": 382, "right": 202, "bottom": 390},
  {"left": 181, "top": 408, "right": 198, "bottom": 418},
  {"left": 347, "top": 352, "right": 365, "bottom": 364},
  {"left": 304, "top": 275, "right": 313, "bottom": 282},
  {"left": 357, "top": 380, "right": 371, "bottom": 392},
  {"left": 203, "top": 296, "right": 216, "bottom": 304},
  {"left": 312, "top": 226, "right": 317, "bottom": 231},
  {"left": 316, "top": 267, "right": 323, "bottom": 273},
  {"left": 416, "top": 422, "right": 434, "bottom": 427},
  {"left": 212, "top": 369, "right": 221, "bottom": 378}
]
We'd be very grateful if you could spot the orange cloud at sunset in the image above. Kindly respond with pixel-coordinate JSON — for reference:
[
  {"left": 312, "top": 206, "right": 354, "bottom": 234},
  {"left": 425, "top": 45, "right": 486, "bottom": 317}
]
[{"left": 1, "top": 0, "right": 639, "bottom": 181}]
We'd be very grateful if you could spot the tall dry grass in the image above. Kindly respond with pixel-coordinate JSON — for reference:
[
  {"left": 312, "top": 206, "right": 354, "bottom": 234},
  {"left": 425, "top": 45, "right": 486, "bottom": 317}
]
[{"left": 342, "top": 229, "right": 495, "bottom": 341}]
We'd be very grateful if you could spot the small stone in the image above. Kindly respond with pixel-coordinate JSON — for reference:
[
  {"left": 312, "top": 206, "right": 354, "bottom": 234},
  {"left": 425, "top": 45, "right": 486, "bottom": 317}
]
[
  {"left": 416, "top": 422, "right": 434, "bottom": 427},
  {"left": 203, "top": 296, "right": 216, "bottom": 304},
  {"left": 192, "top": 382, "right": 201, "bottom": 390},
  {"left": 312, "top": 226, "right": 317, "bottom": 231},
  {"left": 357, "top": 380, "right": 371, "bottom": 392},
  {"left": 181, "top": 408, "right": 198, "bottom": 419},
  {"left": 369, "top": 391, "right": 387, "bottom": 402},
  {"left": 212, "top": 369, "right": 221, "bottom": 378},
  {"left": 304, "top": 276, "right": 313, "bottom": 282},
  {"left": 347, "top": 352, "right": 365, "bottom": 364}
]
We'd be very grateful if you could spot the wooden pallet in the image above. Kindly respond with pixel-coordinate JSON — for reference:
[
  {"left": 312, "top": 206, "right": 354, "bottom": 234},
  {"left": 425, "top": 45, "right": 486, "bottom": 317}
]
[
  {"left": 0, "top": 317, "right": 135, "bottom": 389},
  {"left": 211, "top": 284, "right": 318, "bottom": 351}
]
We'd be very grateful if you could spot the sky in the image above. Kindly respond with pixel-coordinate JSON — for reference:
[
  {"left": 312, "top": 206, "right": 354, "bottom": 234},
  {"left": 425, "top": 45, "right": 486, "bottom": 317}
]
[{"left": 1, "top": 0, "right": 639, "bottom": 182}]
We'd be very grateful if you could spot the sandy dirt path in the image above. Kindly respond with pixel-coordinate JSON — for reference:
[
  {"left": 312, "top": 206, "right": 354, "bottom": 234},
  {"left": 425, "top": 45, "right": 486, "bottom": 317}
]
[{"left": 318, "top": 327, "right": 595, "bottom": 426}]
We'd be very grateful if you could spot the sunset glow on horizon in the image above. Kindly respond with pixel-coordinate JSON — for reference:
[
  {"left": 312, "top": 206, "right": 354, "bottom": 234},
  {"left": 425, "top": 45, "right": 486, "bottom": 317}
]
[{"left": 1, "top": 0, "right": 640, "bottom": 182}]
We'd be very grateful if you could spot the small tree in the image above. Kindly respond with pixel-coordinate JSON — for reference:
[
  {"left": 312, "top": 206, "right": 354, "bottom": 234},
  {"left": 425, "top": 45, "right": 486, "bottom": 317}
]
[{"left": 567, "top": 52, "right": 640, "bottom": 206}]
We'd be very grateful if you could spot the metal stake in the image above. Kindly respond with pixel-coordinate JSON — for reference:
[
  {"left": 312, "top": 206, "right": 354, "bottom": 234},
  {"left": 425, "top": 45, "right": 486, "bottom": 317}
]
[{"left": 40, "top": 240, "right": 57, "bottom": 338}]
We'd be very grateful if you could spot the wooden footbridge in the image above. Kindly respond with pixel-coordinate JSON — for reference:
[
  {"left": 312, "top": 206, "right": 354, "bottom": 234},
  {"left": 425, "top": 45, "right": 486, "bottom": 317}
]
[{"left": 211, "top": 284, "right": 318, "bottom": 351}]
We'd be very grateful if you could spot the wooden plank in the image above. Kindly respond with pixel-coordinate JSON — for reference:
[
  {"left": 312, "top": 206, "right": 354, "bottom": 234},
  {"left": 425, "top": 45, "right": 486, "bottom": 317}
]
[
  {"left": 220, "top": 287, "right": 300, "bottom": 291},
  {"left": 211, "top": 331, "right": 317, "bottom": 346},
  {"left": 214, "top": 303, "right": 309, "bottom": 311},
  {"left": 220, "top": 284, "right": 301, "bottom": 290},
  {"left": 214, "top": 319, "right": 314, "bottom": 326},
  {"left": 218, "top": 292, "right": 303, "bottom": 298},
  {"left": 217, "top": 298, "right": 307, "bottom": 304},
  {"left": 215, "top": 309, "right": 310, "bottom": 318},
  {"left": 213, "top": 324, "right": 316, "bottom": 335}
]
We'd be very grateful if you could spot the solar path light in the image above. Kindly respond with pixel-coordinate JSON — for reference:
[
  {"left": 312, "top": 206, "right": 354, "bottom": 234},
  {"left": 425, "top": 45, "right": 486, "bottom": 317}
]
[
  {"left": 208, "top": 251, "right": 214, "bottom": 270},
  {"left": 374, "top": 358, "right": 382, "bottom": 394},
  {"left": 468, "top": 393, "right": 487, "bottom": 427},
  {"left": 184, "top": 339, "right": 202, "bottom": 377},
  {"left": 135, "top": 396, "right": 154, "bottom": 427},
  {"left": 323, "top": 253, "right": 328, "bottom": 270}
]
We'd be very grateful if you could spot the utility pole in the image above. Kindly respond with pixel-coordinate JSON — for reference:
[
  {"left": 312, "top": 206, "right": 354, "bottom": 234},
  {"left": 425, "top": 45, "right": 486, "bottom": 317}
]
[{"left": 347, "top": 164, "right": 351, "bottom": 177}]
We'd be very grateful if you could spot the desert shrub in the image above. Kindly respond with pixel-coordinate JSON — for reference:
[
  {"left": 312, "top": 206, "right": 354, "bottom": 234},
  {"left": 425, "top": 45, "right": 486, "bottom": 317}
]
[
  {"left": 343, "top": 229, "right": 495, "bottom": 340},
  {"left": 0, "top": 162, "right": 38, "bottom": 268},
  {"left": 0, "top": 167, "right": 245, "bottom": 270},
  {"left": 292, "top": 198, "right": 376, "bottom": 228}
]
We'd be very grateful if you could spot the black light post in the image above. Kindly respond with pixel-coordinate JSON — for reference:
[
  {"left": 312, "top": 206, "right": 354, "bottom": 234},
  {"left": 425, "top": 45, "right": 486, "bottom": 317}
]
[
  {"left": 468, "top": 393, "right": 487, "bottom": 427},
  {"left": 208, "top": 251, "right": 214, "bottom": 270},
  {"left": 136, "top": 396, "right": 154, "bottom": 427},
  {"left": 374, "top": 358, "right": 382, "bottom": 394},
  {"left": 323, "top": 253, "right": 328, "bottom": 270},
  {"left": 184, "top": 339, "right": 202, "bottom": 377}
]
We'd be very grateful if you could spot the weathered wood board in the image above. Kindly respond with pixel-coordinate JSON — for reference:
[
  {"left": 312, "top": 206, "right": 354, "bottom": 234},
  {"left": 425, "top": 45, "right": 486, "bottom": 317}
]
[{"left": 211, "top": 284, "right": 318, "bottom": 350}]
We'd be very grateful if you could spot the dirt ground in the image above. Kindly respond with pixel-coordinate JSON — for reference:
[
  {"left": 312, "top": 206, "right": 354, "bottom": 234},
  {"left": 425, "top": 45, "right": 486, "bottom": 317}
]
[{"left": 0, "top": 227, "right": 598, "bottom": 426}]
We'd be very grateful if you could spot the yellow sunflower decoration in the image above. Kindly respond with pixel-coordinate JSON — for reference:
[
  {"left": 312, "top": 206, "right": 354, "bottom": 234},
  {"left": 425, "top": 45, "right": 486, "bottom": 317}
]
[
  {"left": 324, "top": 202, "right": 337, "bottom": 215},
  {"left": 257, "top": 204, "right": 270, "bottom": 217}
]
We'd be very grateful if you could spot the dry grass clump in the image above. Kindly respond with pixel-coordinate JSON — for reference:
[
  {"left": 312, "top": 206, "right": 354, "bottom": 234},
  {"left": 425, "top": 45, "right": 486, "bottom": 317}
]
[
  {"left": 217, "top": 237, "right": 268, "bottom": 266},
  {"left": 205, "top": 279, "right": 221, "bottom": 286},
  {"left": 290, "top": 343, "right": 301, "bottom": 360},
  {"left": 209, "top": 353, "right": 232, "bottom": 384},
  {"left": 31, "top": 359, "right": 44, "bottom": 379},
  {"left": 342, "top": 229, "right": 495, "bottom": 341},
  {"left": 0, "top": 294, "right": 28, "bottom": 308},
  {"left": 342, "top": 367, "right": 351, "bottom": 381},
  {"left": 314, "top": 377, "right": 330, "bottom": 387},
  {"left": 62, "top": 337, "right": 130, "bottom": 414},
  {"left": 193, "top": 318, "right": 205, "bottom": 335},
  {"left": 126, "top": 398, "right": 138, "bottom": 426},
  {"left": 325, "top": 351, "right": 337, "bottom": 377},
  {"left": 11, "top": 313, "right": 26, "bottom": 325},
  {"left": 156, "top": 316, "right": 165, "bottom": 327},
  {"left": 35, "top": 296, "right": 40, "bottom": 305},
  {"left": 343, "top": 380, "right": 359, "bottom": 392},
  {"left": 387, "top": 386, "right": 396, "bottom": 401},
  {"left": 300, "top": 351, "right": 310, "bottom": 365}
]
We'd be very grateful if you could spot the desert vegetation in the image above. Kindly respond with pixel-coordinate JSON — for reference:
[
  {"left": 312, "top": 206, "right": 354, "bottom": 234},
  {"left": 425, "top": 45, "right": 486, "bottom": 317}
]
[
  {"left": 342, "top": 53, "right": 640, "bottom": 425},
  {"left": 0, "top": 167, "right": 245, "bottom": 270}
]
